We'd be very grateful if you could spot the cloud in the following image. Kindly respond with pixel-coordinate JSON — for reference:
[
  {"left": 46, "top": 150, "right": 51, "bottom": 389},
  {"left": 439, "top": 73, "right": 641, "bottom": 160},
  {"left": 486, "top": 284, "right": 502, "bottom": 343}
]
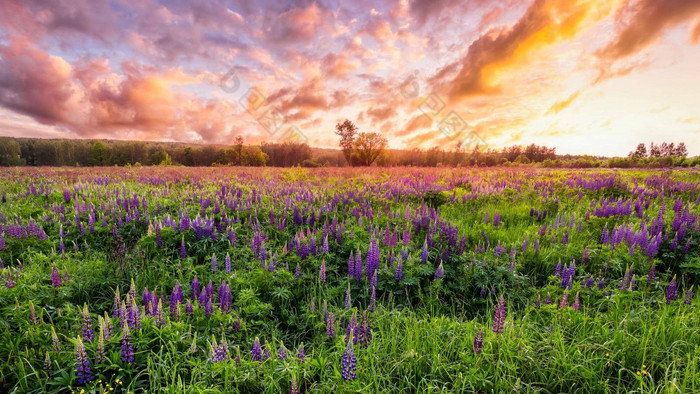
[
  {"left": 596, "top": 0, "right": 700, "bottom": 61},
  {"left": 693, "top": 19, "right": 700, "bottom": 42},
  {"left": 395, "top": 114, "right": 433, "bottom": 137},
  {"left": 444, "top": 0, "right": 617, "bottom": 101},
  {"left": 547, "top": 90, "right": 582, "bottom": 114}
]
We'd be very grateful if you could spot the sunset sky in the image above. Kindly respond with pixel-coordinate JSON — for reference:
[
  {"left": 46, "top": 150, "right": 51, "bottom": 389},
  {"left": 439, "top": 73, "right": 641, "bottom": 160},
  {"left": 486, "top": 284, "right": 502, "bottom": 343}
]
[{"left": 1, "top": 0, "right": 699, "bottom": 156}]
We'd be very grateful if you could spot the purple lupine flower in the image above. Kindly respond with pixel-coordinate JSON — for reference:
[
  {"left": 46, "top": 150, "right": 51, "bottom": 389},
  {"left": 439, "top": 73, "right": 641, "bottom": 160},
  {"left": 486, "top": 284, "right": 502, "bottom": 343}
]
[
  {"left": 535, "top": 296, "right": 541, "bottom": 309},
  {"left": 155, "top": 299, "right": 166, "bottom": 328},
  {"left": 421, "top": 240, "right": 428, "bottom": 264},
  {"left": 319, "top": 260, "right": 326, "bottom": 283},
  {"left": 121, "top": 324, "right": 134, "bottom": 363},
  {"left": 348, "top": 251, "right": 355, "bottom": 279},
  {"left": 51, "top": 265, "right": 61, "bottom": 287},
  {"left": 225, "top": 253, "right": 232, "bottom": 274},
  {"left": 295, "top": 263, "right": 300, "bottom": 281},
  {"left": 345, "top": 283, "right": 352, "bottom": 310},
  {"left": 341, "top": 332, "right": 357, "bottom": 380},
  {"left": 103, "top": 312, "right": 113, "bottom": 340},
  {"left": 369, "top": 285, "right": 376, "bottom": 312},
  {"left": 572, "top": 292, "right": 581, "bottom": 311},
  {"left": 395, "top": 259, "right": 403, "bottom": 282},
  {"left": 666, "top": 277, "right": 677, "bottom": 305},
  {"left": 5, "top": 270, "right": 15, "bottom": 288},
  {"left": 290, "top": 376, "right": 301, "bottom": 394},
  {"left": 180, "top": 236, "right": 187, "bottom": 259},
  {"left": 434, "top": 261, "right": 444, "bottom": 280},
  {"left": 684, "top": 288, "right": 693, "bottom": 305},
  {"left": 185, "top": 300, "right": 193, "bottom": 318},
  {"left": 554, "top": 262, "right": 562, "bottom": 278},
  {"left": 326, "top": 312, "right": 335, "bottom": 338},
  {"left": 211, "top": 253, "right": 218, "bottom": 272},
  {"left": 251, "top": 337, "right": 262, "bottom": 361},
  {"left": 492, "top": 295, "right": 506, "bottom": 333},
  {"left": 277, "top": 344, "right": 287, "bottom": 360},
  {"left": 81, "top": 304, "right": 94, "bottom": 342},
  {"left": 472, "top": 329, "right": 483, "bottom": 354},
  {"left": 191, "top": 276, "right": 200, "bottom": 301},
  {"left": 545, "top": 293, "right": 552, "bottom": 306},
  {"left": 204, "top": 297, "right": 213, "bottom": 317},
  {"left": 233, "top": 315, "right": 241, "bottom": 332},
  {"left": 647, "top": 264, "right": 656, "bottom": 283},
  {"left": 582, "top": 246, "right": 589, "bottom": 264},
  {"left": 359, "top": 310, "right": 372, "bottom": 348},
  {"left": 297, "top": 343, "right": 305, "bottom": 363},
  {"left": 75, "top": 338, "right": 93, "bottom": 384},
  {"left": 62, "top": 269, "right": 70, "bottom": 283},
  {"left": 559, "top": 291, "right": 569, "bottom": 309}
]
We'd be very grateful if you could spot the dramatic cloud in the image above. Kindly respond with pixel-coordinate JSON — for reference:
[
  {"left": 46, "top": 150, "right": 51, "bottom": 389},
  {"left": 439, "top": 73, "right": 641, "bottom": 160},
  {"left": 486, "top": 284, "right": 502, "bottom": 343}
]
[
  {"left": 0, "top": 0, "right": 698, "bottom": 155},
  {"left": 597, "top": 0, "right": 700, "bottom": 61}
]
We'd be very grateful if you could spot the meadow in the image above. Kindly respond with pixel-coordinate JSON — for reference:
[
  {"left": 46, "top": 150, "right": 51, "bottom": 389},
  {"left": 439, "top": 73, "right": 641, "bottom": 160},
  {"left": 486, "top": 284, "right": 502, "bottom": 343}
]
[{"left": 0, "top": 166, "right": 698, "bottom": 393}]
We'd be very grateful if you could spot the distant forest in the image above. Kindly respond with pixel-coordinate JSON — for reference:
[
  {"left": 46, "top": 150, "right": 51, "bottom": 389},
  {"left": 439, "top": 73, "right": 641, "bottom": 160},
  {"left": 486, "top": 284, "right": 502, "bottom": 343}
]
[{"left": 0, "top": 136, "right": 697, "bottom": 168}]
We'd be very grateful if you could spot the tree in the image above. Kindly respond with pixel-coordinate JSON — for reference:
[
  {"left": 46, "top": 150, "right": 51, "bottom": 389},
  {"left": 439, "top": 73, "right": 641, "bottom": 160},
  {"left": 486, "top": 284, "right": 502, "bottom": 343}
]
[
  {"left": 674, "top": 142, "right": 688, "bottom": 157},
  {"left": 352, "top": 132, "right": 387, "bottom": 166},
  {"left": 149, "top": 150, "right": 171, "bottom": 165},
  {"left": 0, "top": 138, "right": 25, "bottom": 166},
  {"left": 630, "top": 143, "right": 647, "bottom": 158},
  {"left": 90, "top": 142, "right": 108, "bottom": 166},
  {"left": 649, "top": 142, "right": 661, "bottom": 157},
  {"left": 234, "top": 136, "right": 244, "bottom": 165},
  {"left": 335, "top": 119, "right": 358, "bottom": 165}
]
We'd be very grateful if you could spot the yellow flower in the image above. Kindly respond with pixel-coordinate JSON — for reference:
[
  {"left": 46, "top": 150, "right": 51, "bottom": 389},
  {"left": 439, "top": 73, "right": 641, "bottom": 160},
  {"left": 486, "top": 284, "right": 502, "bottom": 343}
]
[
  {"left": 605, "top": 353, "right": 610, "bottom": 357},
  {"left": 642, "top": 364, "right": 646, "bottom": 368},
  {"left": 636, "top": 371, "right": 641, "bottom": 375}
]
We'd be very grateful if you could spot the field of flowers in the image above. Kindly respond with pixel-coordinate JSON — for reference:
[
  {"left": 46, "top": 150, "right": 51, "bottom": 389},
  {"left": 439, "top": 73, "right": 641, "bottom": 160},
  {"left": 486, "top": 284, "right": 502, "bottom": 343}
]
[{"left": 0, "top": 166, "right": 698, "bottom": 393}]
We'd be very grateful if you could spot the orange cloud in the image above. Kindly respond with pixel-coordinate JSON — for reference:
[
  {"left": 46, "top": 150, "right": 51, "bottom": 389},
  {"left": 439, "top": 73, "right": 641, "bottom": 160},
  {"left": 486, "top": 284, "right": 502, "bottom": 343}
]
[
  {"left": 445, "top": 0, "right": 619, "bottom": 101},
  {"left": 693, "top": 19, "right": 700, "bottom": 43},
  {"left": 395, "top": 114, "right": 432, "bottom": 137},
  {"left": 547, "top": 90, "right": 582, "bottom": 114}
]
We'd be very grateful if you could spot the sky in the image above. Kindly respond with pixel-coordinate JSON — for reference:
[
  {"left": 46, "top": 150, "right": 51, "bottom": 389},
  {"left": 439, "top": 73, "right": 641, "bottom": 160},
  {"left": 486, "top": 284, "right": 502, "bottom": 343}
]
[{"left": 0, "top": 0, "right": 699, "bottom": 156}]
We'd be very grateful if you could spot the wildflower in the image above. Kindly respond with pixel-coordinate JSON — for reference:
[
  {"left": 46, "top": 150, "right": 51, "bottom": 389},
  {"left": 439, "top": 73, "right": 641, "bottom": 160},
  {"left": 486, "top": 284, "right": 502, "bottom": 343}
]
[
  {"left": 666, "top": 276, "right": 677, "bottom": 305},
  {"left": 472, "top": 329, "right": 483, "bottom": 354},
  {"left": 185, "top": 300, "right": 193, "bottom": 318},
  {"left": 278, "top": 344, "right": 288, "bottom": 360},
  {"left": 297, "top": 343, "right": 305, "bottom": 363},
  {"left": 492, "top": 295, "right": 506, "bottom": 334},
  {"left": 112, "top": 287, "right": 121, "bottom": 318},
  {"left": 51, "top": 325, "right": 61, "bottom": 351},
  {"left": 395, "top": 259, "right": 403, "bottom": 282},
  {"left": 358, "top": 310, "right": 372, "bottom": 348},
  {"left": 121, "top": 324, "right": 134, "bottom": 363},
  {"left": 535, "top": 296, "right": 541, "bottom": 309},
  {"left": 180, "top": 236, "right": 186, "bottom": 259},
  {"left": 290, "top": 376, "right": 301, "bottom": 394},
  {"left": 348, "top": 251, "right": 355, "bottom": 279},
  {"left": 29, "top": 301, "right": 40, "bottom": 325},
  {"left": 326, "top": 312, "right": 335, "bottom": 338},
  {"left": 295, "top": 263, "right": 301, "bottom": 281},
  {"left": 51, "top": 265, "right": 61, "bottom": 287},
  {"left": 211, "top": 253, "right": 218, "bottom": 272},
  {"left": 75, "top": 337, "right": 93, "bottom": 384},
  {"left": 341, "top": 332, "right": 357, "bottom": 380},
  {"left": 103, "top": 312, "right": 113, "bottom": 340},
  {"left": 320, "top": 260, "right": 326, "bottom": 283},
  {"left": 559, "top": 291, "right": 569, "bottom": 309},
  {"left": 647, "top": 264, "right": 656, "bottom": 283},
  {"left": 44, "top": 351, "right": 52, "bottom": 373},
  {"left": 345, "top": 283, "right": 352, "bottom": 310},
  {"left": 434, "top": 261, "right": 444, "bottom": 280},
  {"left": 96, "top": 325, "right": 106, "bottom": 363},
  {"left": 545, "top": 293, "right": 551, "bottom": 306},
  {"left": 5, "top": 270, "right": 14, "bottom": 288},
  {"left": 81, "top": 304, "right": 94, "bottom": 342},
  {"left": 233, "top": 315, "right": 241, "bottom": 332},
  {"left": 225, "top": 253, "right": 232, "bottom": 273},
  {"left": 251, "top": 337, "right": 262, "bottom": 361},
  {"left": 421, "top": 240, "right": 428, "bottom": 264},
  {"left": 572, "top": 292, "right": 581, "bottom": 311},
  {"left": 684, "top": 288, "right": 693, "bottom": 306}
]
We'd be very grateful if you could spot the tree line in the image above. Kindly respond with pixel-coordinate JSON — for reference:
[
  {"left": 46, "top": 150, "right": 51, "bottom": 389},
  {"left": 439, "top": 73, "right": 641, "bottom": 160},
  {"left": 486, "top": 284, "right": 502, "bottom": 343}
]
[{"left": 0, "top": 135, "right": 696, "bottom": 168}]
